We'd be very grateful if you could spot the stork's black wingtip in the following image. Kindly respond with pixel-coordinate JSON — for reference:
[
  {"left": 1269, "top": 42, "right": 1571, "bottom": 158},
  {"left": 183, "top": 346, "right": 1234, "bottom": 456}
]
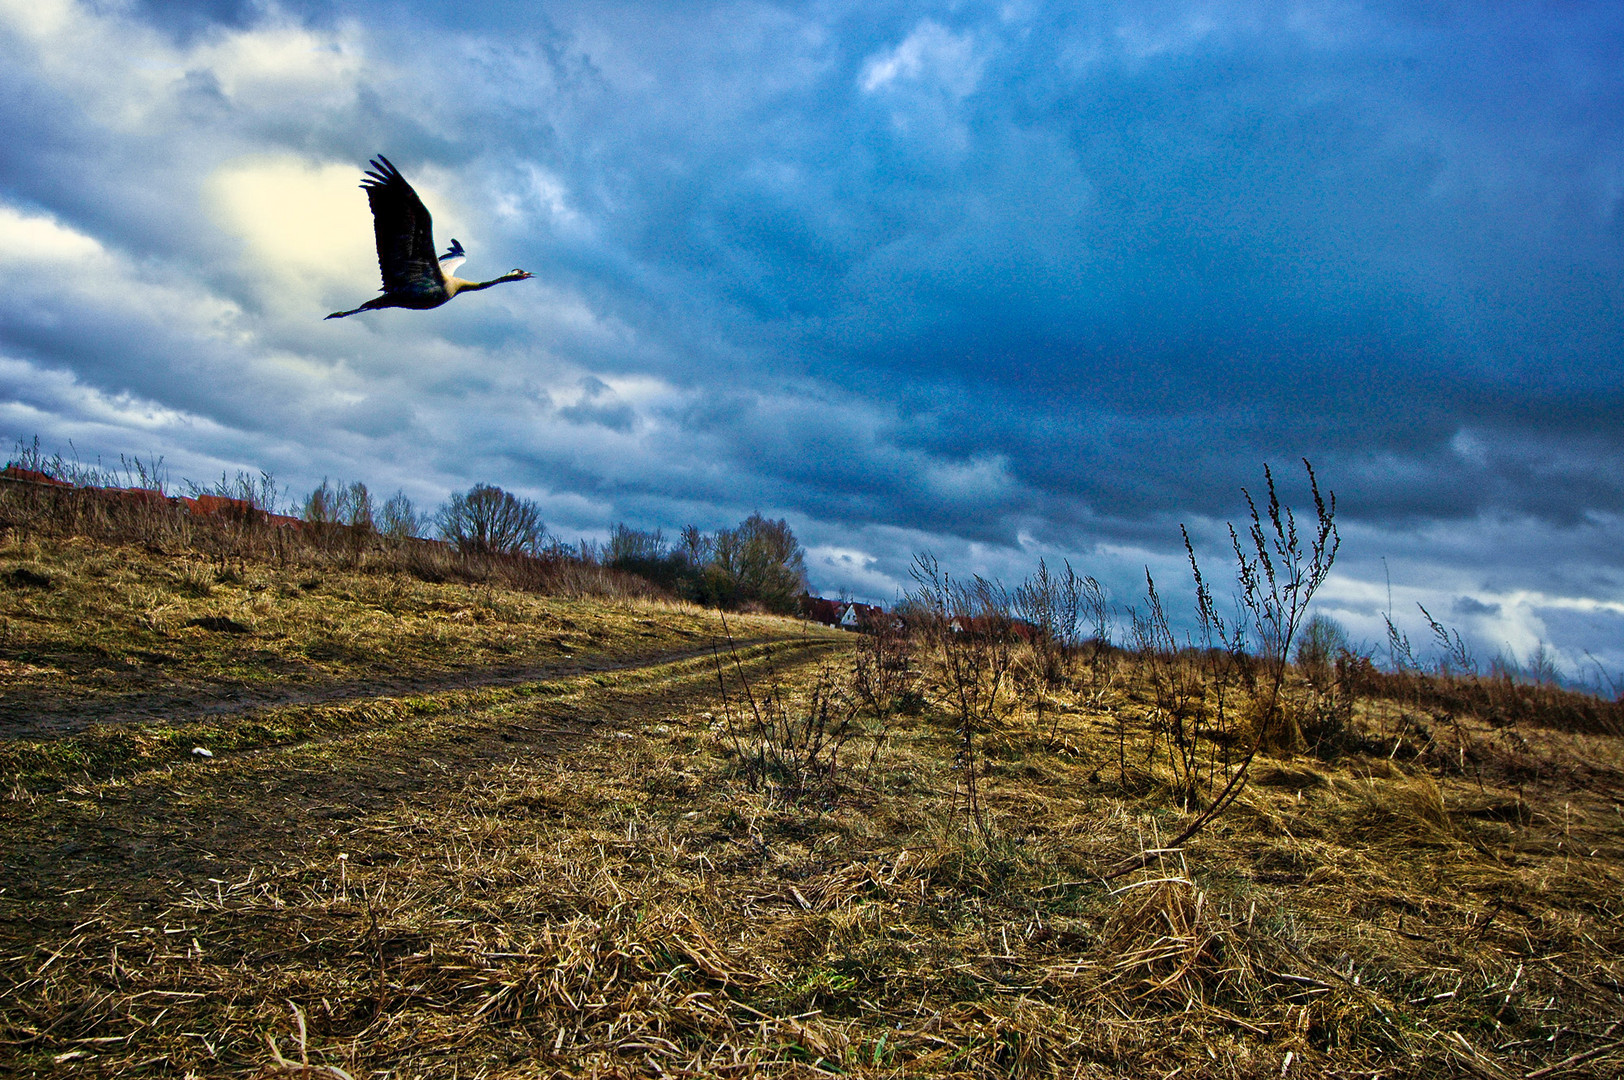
[{"left": 361, "top": 155, "right": 396, "bottom": 183}]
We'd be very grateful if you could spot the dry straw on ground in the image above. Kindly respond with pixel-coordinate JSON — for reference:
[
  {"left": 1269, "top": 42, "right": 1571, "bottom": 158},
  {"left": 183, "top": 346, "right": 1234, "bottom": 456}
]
[{"left": 2, "top": 535, "right": 1621, "bottom": 1078}]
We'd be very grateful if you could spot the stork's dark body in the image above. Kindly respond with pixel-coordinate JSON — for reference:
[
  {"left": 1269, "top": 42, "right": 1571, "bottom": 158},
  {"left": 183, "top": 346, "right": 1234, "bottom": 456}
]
[
  {"left": 349, "top": 283, "right": 451, "bottom": 314},
  {"left": 325, "top": 156, "right": 532, "bottom": 320}
]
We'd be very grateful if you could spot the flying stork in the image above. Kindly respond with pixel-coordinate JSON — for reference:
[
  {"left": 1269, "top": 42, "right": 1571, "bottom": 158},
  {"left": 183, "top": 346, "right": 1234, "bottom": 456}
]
[{"left": 326, "top": 155, "right": 533, "bottom": 319}]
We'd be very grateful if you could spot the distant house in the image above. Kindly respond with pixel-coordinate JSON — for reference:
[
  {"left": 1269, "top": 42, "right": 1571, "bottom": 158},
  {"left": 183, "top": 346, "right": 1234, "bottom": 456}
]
[
  {"left": 179, "top": 493, "right": 259, "bottom": 521},
  {"left": 801, "top": 595, "right": 890, "bottom": 631},
  {"left": 801, "top": 595, "right": 845, "bottom": 626},
  {"left": 839, "top": 602, "right": 884, "bottom": 631},
  {"left": 106, "top": 488, "right": 166, "bottom": 507},
  {"left": 946, "top": 614, "right": 1042, "bottom": 641}
]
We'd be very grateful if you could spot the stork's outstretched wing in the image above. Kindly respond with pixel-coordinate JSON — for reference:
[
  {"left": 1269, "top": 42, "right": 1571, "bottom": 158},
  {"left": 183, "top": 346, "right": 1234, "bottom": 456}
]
[
  {"left": 361, "top": 156, "right": 440, "bottom": 293},
  {"left": 438, "top": 238, "right": 466, "bottom": 279}
]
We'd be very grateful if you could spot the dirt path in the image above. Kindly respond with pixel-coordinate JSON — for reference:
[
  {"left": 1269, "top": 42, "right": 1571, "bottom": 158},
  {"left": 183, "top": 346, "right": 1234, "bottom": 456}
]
[
  {"left": 0, "top": 634, "right": 818, "bottom": 741},
  {"left": 0, "top": 638, "right": 834, "bottom": 934}
]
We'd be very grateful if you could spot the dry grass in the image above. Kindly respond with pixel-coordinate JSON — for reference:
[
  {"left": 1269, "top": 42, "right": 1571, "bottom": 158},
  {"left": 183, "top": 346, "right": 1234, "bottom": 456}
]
[
  {"left": 0, "top": 533, "right": 819, "bottom": 748},
  {"left": 1353, "top": 667, "right": 1623, "bottom": 739},
  {"left": 1, "top": 541, "right": 1621, "bottom": 1077}
]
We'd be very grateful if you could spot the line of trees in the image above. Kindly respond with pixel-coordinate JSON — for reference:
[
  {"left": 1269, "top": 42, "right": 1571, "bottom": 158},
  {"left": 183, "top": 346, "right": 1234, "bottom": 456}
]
[
  {"left": 301, "top": 479, "right": 544, "bottom": 556},
  {"left": 296, "top": 477, "right": 806, "bottom": 613},
  {"left": 602, "top": 514, "right": 808, "bottom": 614}
]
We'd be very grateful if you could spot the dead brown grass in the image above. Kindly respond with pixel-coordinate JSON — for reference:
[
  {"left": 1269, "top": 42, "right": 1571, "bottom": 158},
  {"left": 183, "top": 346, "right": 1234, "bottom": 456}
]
[
  {"left": 0, "top": 541, "right": 1620, "bottom": 1078},
  {"left": 0, "top": 532, "right": 818, "bottom": 748}
]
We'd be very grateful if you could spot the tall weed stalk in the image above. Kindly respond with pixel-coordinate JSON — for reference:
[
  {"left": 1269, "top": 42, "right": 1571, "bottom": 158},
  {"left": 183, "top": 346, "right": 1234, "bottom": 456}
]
[
  {"left": 712, "top": 621, "right": 860, "bottom": 801},
  {"left": 1131, "top": 571, "right": 1208, "bottom": 809},
  {"left": 1105, "top": 460, "right": 1339, "bottom": 878},
  {"left": 909, "top": 554, "right": 1016, "bottom": 836}
]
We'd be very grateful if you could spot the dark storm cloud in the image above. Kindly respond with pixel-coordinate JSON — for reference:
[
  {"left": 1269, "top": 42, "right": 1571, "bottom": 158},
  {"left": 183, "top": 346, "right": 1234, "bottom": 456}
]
[
  {"left": 558, "top": 376, "right": 636, "bottom": 432},
  {"left": 1454, "top": 596, "right": 1500, "bottom": 618},
  {"left": 425, "top": 0, "right": 1624, "bottom": 532},
  {"left": 133, "top": 0, "right": 274, "bottom": 38},
  {"left": 1, "top": 0, "right": 1620, "bottom": 672}
]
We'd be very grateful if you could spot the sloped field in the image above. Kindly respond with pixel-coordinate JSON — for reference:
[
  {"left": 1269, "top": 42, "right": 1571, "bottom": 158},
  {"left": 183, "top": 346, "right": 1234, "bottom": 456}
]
[{"left": 1, "top": 539, "right": 1620, "bottom": 1078}]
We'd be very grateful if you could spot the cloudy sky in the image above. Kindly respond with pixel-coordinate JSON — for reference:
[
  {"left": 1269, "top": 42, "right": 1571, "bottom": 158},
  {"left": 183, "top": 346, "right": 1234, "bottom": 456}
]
[{"left": 1, "top": 0, "right": 1620, "bottom": 677}]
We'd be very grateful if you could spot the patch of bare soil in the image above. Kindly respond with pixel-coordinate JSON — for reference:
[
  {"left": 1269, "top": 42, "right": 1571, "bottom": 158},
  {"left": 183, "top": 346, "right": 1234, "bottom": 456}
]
[{"left": 0, "top": 636, "right": 782, "bottom": 741}]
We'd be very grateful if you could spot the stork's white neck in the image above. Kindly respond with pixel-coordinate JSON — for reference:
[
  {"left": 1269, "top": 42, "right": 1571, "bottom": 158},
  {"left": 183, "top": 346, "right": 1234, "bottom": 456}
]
[{"left": 444, "top": 276, "right": 471, "bottom": 298}]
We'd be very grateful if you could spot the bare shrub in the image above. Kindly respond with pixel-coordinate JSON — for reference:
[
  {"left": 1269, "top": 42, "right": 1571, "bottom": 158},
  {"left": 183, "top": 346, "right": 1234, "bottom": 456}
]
[
  {"left": 117, "top": 453, "right": 171, "bottom": 495},
  {"left": 437, "top": 484, "right": 545, "bottom": 557},
  {"left": 850, "top": 609, "right": 918, "bottom": 767},
  {"left": 1014, "top": 558, "right": 1084, "bottom": 746},
  {"left": 191, "top": 469, "right": 282, "bottom": 513},
  {"left": 6, "top": 435, "right": 118, "bottom": 487},
  {"left": 1227, "top": 461, "right": 1341, "bottom": 751},
  {"left": 1184, "top": 532, "right": 1249, "bottom": 776},
  {"left": 1106, "top": 460, "right": 1339, "bottom": 879},
  {"left": 713, "top": 629, "right": 860, "bottom": 800},
  {"left": 1130, "top": 572, "right": 1208, "bottom": 809},
  {"left": 1076, "top": 572, "right": 1118, "bottom": 706},
  {"left": 909, "top": 553, "right": 1017, "bottom": 835}
]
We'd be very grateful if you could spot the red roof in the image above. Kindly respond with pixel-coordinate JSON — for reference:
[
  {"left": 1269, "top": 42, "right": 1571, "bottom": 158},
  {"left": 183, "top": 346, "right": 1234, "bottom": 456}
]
[
  {"left": 185, "top": 493, "right": 257, "bottom": 517},
  {"left": 102, "top": 487, "right": 167, "bottom": 505},
  {"left": 802, "top": 596, "right": 844, "bottom": 625},
  {"left": 1, "top": 466, "right": 71, "bottom": 487}
]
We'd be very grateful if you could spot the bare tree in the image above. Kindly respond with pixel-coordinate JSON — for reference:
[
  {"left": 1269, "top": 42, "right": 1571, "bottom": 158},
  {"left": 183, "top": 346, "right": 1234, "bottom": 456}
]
[
  {"left": 436, "top": 484, "right": 545, "bottom": 556},
  {"left": 1295, "top": 612, "right": 1350, "bottom": 688},
  {"left": 698, "top": 513, "right": 808, "bottom": 613},
  {"left": 378, "top": 491, "right": 427, "bottom": 541},
  {"left": 302, "top": 479, "right": 374, "bottom": 530}
]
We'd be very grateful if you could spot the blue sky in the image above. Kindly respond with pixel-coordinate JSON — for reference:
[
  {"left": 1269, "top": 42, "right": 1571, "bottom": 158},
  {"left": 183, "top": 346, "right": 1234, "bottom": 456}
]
[{"left": 1, "top": 1, "right": 1621, "bottom": 677}]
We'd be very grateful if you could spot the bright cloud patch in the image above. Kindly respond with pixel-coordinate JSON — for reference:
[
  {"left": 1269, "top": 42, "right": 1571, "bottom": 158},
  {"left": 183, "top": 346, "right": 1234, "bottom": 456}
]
[
  {"left": 806, "top": 543, "right": 899, "bottom": 600},
  {"left": 922, "top": 454, "right": 1015, "bottom": 502},
  {"left": 1, "top": 0, "right": 365, "bottom": 131},
  {"left": 208, "top": 158, "right": 380, "bottom": 305},
  {"left": 0, "top": 204, "right": 101, "bottom": 266},
  {"left": 190, "top": 25, "right": 362, "bottom": 106},
  {"left": 860, "top": 20, "right": 983, "bottom": 97}
]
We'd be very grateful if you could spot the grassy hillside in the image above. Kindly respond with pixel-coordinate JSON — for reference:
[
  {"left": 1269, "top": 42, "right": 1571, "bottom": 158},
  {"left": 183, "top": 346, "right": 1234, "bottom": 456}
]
[
  {"left": 0, "top": 532, "right": 820, "bottom": 761},
  {"left": 1, "top": 536, "right": 1620, "bottom": 1078}
]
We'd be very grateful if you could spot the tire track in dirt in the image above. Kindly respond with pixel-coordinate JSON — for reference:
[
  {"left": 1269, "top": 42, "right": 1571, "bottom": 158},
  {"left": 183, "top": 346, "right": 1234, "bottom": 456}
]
[
  {"left": 0, "top": 636, "right": 839, "bottom": 936},
  {"left": 1, "top": 633, "right": 834, "bottom": 740}
]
